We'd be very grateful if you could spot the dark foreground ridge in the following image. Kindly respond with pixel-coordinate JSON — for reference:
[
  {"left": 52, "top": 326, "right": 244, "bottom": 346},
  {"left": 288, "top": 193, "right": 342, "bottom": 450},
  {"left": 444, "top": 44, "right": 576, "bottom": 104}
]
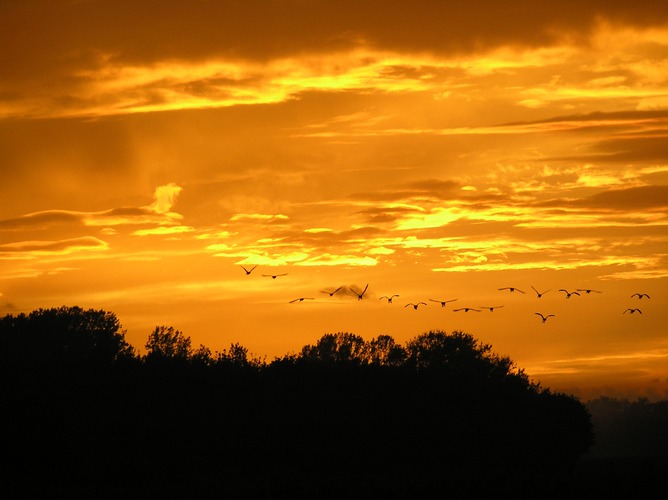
[{"left": 1, "top": 306, "right": 665, "bottom": 498}]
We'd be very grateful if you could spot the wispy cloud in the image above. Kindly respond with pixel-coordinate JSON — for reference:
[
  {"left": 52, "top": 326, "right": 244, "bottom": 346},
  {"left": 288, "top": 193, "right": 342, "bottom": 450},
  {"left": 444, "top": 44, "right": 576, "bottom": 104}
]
[
  {"left": 295, "top": 254, "right": 378, "bottom": 267},
  {"left": 132, "top": 226, "right": 194, "bottom": 236},
  {"left": 0, "top": 183, "right": 184, "bottom": 231},
  {"left": 0, "top": 237, "right": 108, "bottom": 259},
  {"left": 528, "top": 349, "right": 668, "bottom": 377},
  {"left": 230, "top": 213, "right": 290, "bottom": 223}
]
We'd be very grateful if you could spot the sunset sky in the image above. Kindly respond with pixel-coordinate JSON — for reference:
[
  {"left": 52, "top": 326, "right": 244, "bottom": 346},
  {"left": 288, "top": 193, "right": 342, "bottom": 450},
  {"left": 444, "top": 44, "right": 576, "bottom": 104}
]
[{"left": 1, "top": 0, "right": 667, "bottom": 401}]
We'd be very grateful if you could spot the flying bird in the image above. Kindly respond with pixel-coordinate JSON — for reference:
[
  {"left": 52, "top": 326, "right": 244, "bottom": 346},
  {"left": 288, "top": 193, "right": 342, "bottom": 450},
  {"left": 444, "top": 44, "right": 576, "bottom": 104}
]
[
  {"left": 535, "top": 313, "right": 555, "bottom": 323},
  {"left": 498, "top": 287, "right": 525, "bottom": 294},
  {"left": 624, "top": 308, "right": 642, "bottom": 314},
  {"left": 350, "top": 283, "right": 369, "bottom": 300},
  {"left": 559, "top": 289, "right": 580, "bottom": 299},
  {"left": 289, "top": 297, "right": 314, "bottom": 303},
  {"left": 263, "top": 273, "right": 288, "bottom": 279},
  {"left": 453, "top": 307, "right": 480, "bottom": 313},
  {"left": 631, "top": 293, "right": 650, "bottom": 299},
  {"left": 380, "top": 294, "right": 400, "bottom": 303},
  {"left": 531, "top": 286, "right": 550, "bottom": 298},
  {"left": 577, "top": 289, "right": 602, "bottom": 294},
  {"left": 320, "top": 286, "right": 343, "bottom": 297},
  {"left": 240, "top": 265, "right": 257, "bottom": 275},
  {"left": 429, "top": 298, "right": 458, "bottom": 307},
  {"left": 405, "top": 302, "right": 427, "bottom": 310},
  {"left": 480, "top": 305, "right": 504, "bottom": 312}
]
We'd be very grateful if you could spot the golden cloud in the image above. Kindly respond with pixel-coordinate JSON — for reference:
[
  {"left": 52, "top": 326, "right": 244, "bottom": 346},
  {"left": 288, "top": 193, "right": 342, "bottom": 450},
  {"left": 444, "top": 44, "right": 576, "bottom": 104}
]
[{"left": 132, "top": 225, "right": 195, "bottom": 236}]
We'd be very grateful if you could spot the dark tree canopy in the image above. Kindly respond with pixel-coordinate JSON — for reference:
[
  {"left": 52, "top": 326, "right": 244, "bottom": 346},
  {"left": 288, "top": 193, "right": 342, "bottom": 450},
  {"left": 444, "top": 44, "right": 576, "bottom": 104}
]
[
  {"left": 298, "top": 331, "right": 369, "bottom": 364},
  {"left": 144, "top": 325, "right": 192, "bottom": 361},
  {"left": 0, "top": 306, "right": 135, "bottom": 370},
  {"left": 0, "top": 307, "right": 598, "bottom": 497}
]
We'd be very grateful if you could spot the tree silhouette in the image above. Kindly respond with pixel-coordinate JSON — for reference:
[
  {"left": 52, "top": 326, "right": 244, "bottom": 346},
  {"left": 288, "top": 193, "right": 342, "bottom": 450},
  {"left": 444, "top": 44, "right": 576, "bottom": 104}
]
[
  {"left": 405, "top": 329, "right": 492, "bottom": 369},
  {"left": 214, "top": 342, "right": 265, "bottom": 371},
  {"left": 190, "top": 343, "right": 215, "bottom": 366},
  {"left": 404, "top": 330, "right": 525, "bottom": 387},
  {"left": 0, "top": 306, "right": 135, "bottom": 370},
  {"left": 367, "top": 333, "right": 406, "bottom": 366},
  {"left": 587, "top": 396, "right": 668, "bottom": 458},
  {"left": 0, "top": 308, "right": 601, "bottom": 496},
  {"left": 299, "top": 332, "right": 368, "bottom": 365},
  {"left": 144, "top": 325, "right": 192, "bottom": 362}
]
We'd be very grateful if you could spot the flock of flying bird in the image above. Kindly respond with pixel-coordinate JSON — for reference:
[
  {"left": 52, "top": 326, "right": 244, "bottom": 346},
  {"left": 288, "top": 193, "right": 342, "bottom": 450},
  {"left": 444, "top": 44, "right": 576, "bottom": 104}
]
[{"left": 239, "top": 265, "right": 652, "bottom": 323}]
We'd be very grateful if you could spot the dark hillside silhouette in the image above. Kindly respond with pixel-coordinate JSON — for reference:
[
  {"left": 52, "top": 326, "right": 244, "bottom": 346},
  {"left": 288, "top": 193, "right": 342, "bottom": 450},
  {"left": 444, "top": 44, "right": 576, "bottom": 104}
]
[{"left": 6, "top": 305, "right": 659, "bottom": 498}]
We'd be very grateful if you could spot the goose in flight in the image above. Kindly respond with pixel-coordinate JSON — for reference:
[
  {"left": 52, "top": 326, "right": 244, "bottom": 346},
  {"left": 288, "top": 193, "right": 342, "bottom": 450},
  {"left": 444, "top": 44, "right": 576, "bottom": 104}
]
[
  {"left": 535, "top": 313, "right": 555, "bottom": 323},
  {"left": 290, "top": 297, "right": 314, "bottom": 303},
  {"left": 380, "top": 294, "right": 400, "bottom": 303},
  {"left": 405, "top": 302, "right": 427, "bottom": 310},
  {"left": 320, "top": 286, "right": 343, "bottom": 297},
  {"left": 480, "top": 305, "right": 504, "bottom": 312},
  {"left": 350, "top": 283, "right": 369, "bottom": 300},
  {"left": 240, "top": 265, "right": 257, "bottom": 275},
  {"left": 429, "top": 298, "right": 458, "bottom": 307},
  {"left": 453, "top": 307, "right": 480, "bottom": 313},
  {"left": 577, "top": 289, "right": 602, "bottom": 294},
  {"left": 263, "top": 273, "right": 288, "bottom": 279},
  {"left": 624, "top": 308, "right": 642, "bottom": 314},
  {"left": 559, "top": 289, "right": 580, "bottom": 299},
  {"left": 531, "top": 286, "right": 550, "bottom": 298},
  {"left": 631, "top": 293, "right": 650, "bottom": 299},
  {"left": 499, "top": 287, "right": 525, "bottom": 294}
]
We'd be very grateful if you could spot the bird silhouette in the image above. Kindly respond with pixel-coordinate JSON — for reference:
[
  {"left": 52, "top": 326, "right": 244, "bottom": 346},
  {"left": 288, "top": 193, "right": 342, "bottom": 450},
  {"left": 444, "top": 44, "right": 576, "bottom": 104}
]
[
  {"left": 380, "top": 294, "right": 400, "bottom": 303},
  {"left": 429, "top": 298, "right": 458, "bottom": 307},
  {"left": 577, "top": 289, "right": 602, "bottom": 294},
  {"left": 559, "top": 289, "right": 580, "bottom": 299},
  {"left": 631, "top": 293, "right": 650, "bottom": 299},
  {"left": 535, "top": 313, "right": 555, "bottom": 323},
  {"left": 263, "top": 273, "right": 288, "bottom": 279},
  {"left": 624, "top": 308, "right": 642, "bottom": 314},
  {"left": 289, "top": 297, "right": 314, "bottom": 303},
  {"left": 350, "top": 284, "right": 369, "bottom": 300},
  {"left": 480, "top": 305, "right": 504, "bottom": 312},
  {"left": 320, "top": 286, "right": 343, "bottom": 297},
  {"left": 531, "top": 286, "right": 550, "bottom": 298},
  {"left": 405, "top": 302, "right": 427, "bottom": 310},
  {"left": 453, "top": 307, "right": 480, "bottom": 313},
  {"left": 240, "top": 265, "right": 257, "bottom": 275},
  {"left": 499, "top": 287, "right": 525, "bottom": 294}
]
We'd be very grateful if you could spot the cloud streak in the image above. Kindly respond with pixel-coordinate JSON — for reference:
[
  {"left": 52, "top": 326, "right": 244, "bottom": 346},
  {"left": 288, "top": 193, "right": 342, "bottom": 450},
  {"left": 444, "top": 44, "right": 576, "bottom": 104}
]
[
  {"left": 0, "top": 237, "right": 108, "bottom": 259},
  {"left": 0, "top": 183, "right": 184, "bottom": 232}
]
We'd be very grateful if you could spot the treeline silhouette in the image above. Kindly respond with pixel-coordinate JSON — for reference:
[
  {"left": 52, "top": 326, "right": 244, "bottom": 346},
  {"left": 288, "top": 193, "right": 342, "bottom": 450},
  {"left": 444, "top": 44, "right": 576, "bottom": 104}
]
[
  {"left": 0, "top": 306, "right": 612, "bottom": 497},
  {"left": 586, "top": 397, "right": 668, "bottom": 458}
]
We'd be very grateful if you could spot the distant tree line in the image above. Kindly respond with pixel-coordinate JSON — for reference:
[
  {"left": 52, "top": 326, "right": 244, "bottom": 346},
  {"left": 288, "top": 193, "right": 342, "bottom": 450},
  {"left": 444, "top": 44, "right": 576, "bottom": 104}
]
[
  {"left": 1, "top": 306, "right": 595, "bottom": 494},
  {"left": 586, "top": 396, "right": 668, "bottom": 458}
]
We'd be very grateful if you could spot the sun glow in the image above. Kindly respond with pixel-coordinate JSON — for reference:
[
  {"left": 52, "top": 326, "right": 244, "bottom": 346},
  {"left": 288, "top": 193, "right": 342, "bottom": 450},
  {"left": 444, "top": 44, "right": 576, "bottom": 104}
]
[{"left": 2, "top": 3, "right": 668, "bottom": 402}]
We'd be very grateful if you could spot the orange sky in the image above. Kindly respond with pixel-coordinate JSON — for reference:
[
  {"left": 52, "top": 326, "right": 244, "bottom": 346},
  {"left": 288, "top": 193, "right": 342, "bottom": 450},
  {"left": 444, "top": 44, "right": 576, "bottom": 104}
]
[{"left": 1, "top": 0, "right": 667, "bottom": 401}]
